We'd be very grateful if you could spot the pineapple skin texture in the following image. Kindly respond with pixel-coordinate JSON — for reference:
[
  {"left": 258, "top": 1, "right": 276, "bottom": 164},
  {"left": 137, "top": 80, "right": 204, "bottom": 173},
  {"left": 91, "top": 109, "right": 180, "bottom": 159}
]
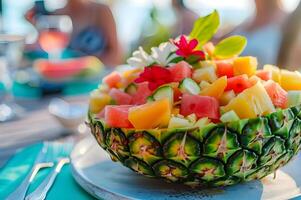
[{"left": 88, "top": 104, "right": 301, "bottom": 187}]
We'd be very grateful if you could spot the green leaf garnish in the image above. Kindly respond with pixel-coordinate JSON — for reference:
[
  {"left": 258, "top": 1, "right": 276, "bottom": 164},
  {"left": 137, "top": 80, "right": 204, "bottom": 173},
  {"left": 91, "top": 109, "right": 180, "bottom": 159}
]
[
  {"left": 189, "top": 10, "right": 220, "bottom": 48},
  {"left": 213, "top": 35, "right": 247, "bottom": 59}
]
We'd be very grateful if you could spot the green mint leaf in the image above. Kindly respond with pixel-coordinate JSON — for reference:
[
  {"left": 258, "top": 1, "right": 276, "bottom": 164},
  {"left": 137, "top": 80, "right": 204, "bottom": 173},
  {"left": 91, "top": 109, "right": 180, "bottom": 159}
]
[
  {"left": 189, "top": 10, "right": 220, "bottom": 48},
  {"left": 213, "top": 35, "right": 247, "bottom": 59}
]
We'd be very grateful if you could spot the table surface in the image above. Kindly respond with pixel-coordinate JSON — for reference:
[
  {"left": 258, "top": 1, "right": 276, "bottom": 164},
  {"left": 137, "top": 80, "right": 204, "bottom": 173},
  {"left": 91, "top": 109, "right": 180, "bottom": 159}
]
[{"left": 0, "top": 95, "right": 89, "bottom": 168}]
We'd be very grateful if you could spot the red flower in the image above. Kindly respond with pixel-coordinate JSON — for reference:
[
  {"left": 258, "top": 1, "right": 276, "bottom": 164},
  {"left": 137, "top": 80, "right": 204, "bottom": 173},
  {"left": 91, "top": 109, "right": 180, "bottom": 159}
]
[
  {"left": 174, "top": 35, "right": 205, "bottom": 61},
  {"left": 134, "top": 65, "right": 173, "bottom": 90}
]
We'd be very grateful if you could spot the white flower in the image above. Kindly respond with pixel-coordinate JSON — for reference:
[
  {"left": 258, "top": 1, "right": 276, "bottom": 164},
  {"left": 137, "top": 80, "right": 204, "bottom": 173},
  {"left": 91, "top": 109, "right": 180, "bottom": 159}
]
[
  {"left": 150, "top": 42, "right": 178, "bottom": 66},
  {"left": 127, "top": 47, "right": 154, "bottom": 68}
]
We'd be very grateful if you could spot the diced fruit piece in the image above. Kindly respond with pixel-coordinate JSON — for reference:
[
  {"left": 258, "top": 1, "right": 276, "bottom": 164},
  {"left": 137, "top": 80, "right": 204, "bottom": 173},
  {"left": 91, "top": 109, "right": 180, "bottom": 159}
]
[
  {"left": 249, "top": 75, "right": 261, "bottom": 86},
  {"left": 194, "top": 117, "right": 210, "bottom": 127},
  {"left": 219, "top": 90, "right": 236, "bottom": 106},
  {"left": 179, "top": 78, "right": 200, "bottom": 95},
  {"left": 200, "top": 76, "right": 227, "bottom": 99},
  {"left": 172, "top": 107, "right": 180, "bottom": 115},
  {"left": 287, "top": 91, "right": 301, "bottom": 107},
  {"left": 128, "top": 98, "right": 171, "bottom": 129},
  {"left": 168, "top": 61, "right": 192, "bottom": 82},
  {"left": 199, "top": 81, "right": 211, "bottom": 89},
  {"left": 215, "top": 60, "right": 234, "bottom": 78},
  {"left": 122, "top": 68, "right": 141, "bottom": 82},
  {"left": 223, "top": 82, "right": 275, "bottom": 119},
  {"left": 168, "top": 116, "right": 193, "bottom": 128},
  {"left": 256, "top": 70, "right": 272, "bottom": 81},
  {"left": 226, "top": 75, "right": 251, "bottom": 94},
  {"left": 280, "top": 70, "right": 301, "bottom": 91},
  {"left": 89, "top": 90, "right": 112, "bottom": 113},
  {"left": 264, "top": 80, "right": 287, "bottom": 109},
  {"left": 109, "top": 88, "right": 133, "bottom": 105},
  {"left": 199, "top": 61, "right": 216, "bottom": 68},
  {"left": 105, "top": 105, "right": 133, "bottom": 128},
  {"left": 233, "top": 56, "right": 258, "bottom": 77},
  {"left": 132, "top": 82, "right": 152, "bottom": 105},
  {"left": 220, "top": 110, "right": 240, "bottom": 123},
  {"left": 203, "top": 42, "right": 215, "bottom": 57},
  {"left": 149, "top": 85, "right": 174, "bottom": 105},
  {"left": 125, "top": 83, "right": 138, "bottom": 95},
  {"left": 192, "top": 65, "right": 217, "bottom": 83},
  {"left": 180, "top": 94, "right": 220, "bottom": 120},
  {"left": 263, "top": 65, "right": 281, "bottom": 83},
  {"left": 103, "top": 71, "right": 122, "bottom": 88}
]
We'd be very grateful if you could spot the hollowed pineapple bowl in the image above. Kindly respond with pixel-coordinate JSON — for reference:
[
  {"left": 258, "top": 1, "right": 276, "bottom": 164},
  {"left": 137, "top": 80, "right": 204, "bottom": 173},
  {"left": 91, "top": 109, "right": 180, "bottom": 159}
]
[{"left": 87, "top": 11, "right": 301, "bottom": 187}]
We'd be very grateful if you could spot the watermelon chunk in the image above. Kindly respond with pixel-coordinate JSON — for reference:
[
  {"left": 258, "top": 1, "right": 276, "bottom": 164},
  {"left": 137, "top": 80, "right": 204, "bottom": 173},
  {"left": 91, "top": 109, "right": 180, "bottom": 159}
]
[
  {"left": 264, "top": 80, "right": 288, "bottom": 109},
  {"left": 105, "top": 105, "right": 133, "bottom": 128},
  {"left": 256, "top": 70, "right": 272, "bottom": 81},
  {"left": 226, "top": 75, "right": 251, "bottom": 94},
  {"left": 131, "top": 82, "right": 152, "bottom": 105},
  {"left": 109, "top": 88, "right": 133, "bottom": 105},
  {"left": 180, "top": 94, "right": 220, "bottom": 120},
  {"left": 215, "top": 60, "right": 234, "bottom": 78},
  {"left": 103, "top": 71, "right": 122, "bottom": 88},
  {"left": 168, "top": 61, "right": 192, "bottom": 82}
]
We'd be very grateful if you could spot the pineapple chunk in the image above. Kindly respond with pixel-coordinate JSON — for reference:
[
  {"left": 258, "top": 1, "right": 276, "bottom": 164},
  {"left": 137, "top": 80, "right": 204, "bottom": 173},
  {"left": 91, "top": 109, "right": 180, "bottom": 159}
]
[
  {"left": 89, "top": 90, "right": 112, "bottom": 113},
  {"left": 233, "top": 56, "right": 258, "bottom": 77},
  {"left": 199, "top": 81, "right": 211, "bottom": 89},
  {"left": 223, "top": 82, "right": 275, "bottom": 119},
  {"left": 192, "top": 66, "right": 217, "bottom": 83},
  {"left": 280, "top": 70, "right": 301, "bottom": 91},
  {"left": 129, "top": 98, "right": 171, "bottom": 129},
  {"left": 219, "top": 90, "right": 236, "bottom": 106},
  {"left": 263, "top": 65, "right": 281, "bottom": 83},
  {"left": 200, "top": 76, "right": 227, "bottom": 99}
]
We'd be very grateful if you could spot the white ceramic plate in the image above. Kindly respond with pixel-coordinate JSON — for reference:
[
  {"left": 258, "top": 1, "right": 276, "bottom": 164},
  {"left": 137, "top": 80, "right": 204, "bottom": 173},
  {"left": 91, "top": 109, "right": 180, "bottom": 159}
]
[{"left": 71, "top": 136, "right": 301, "bottom": 200}]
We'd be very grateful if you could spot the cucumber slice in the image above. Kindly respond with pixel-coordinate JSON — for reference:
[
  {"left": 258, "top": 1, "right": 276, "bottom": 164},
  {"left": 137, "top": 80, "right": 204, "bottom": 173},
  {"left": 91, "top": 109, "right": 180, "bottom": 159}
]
[
  {"left": 149, "top": 85, "right": 174, "bottom": 105},
  {"left": 287, "top": 91, "right": 301, "bottom": 107},
  {"left": 220, "top": 110, "right": 240, "bottom": 123},
  {"left": 125, "top": 83, "right": 137, "bottom": 95},
  {"left": 179, "top": 78, "right": 200, "bottom": 95}
]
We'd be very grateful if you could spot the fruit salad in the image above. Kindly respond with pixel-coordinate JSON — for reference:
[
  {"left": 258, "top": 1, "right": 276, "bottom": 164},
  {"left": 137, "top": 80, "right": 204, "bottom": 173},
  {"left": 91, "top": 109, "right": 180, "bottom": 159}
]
[{"left": 87, "top": 11, "right": 301, "bottom": 187}]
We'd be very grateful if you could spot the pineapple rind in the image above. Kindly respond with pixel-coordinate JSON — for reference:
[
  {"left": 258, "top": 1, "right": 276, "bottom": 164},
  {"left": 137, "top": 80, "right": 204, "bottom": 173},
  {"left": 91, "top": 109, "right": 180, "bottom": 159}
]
[{"left": 88, "top": 106, "right": 301, "bottom": 187}]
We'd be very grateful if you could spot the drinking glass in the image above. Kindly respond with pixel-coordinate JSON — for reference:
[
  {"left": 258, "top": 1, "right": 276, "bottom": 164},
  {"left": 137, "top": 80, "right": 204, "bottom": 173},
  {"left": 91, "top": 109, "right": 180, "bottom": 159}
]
[
  {"left": 0, "top": 34, "right": 25, "bottom": 122},
  {"left": 36, "top": 15, "right": 73, "bottom": 61}
]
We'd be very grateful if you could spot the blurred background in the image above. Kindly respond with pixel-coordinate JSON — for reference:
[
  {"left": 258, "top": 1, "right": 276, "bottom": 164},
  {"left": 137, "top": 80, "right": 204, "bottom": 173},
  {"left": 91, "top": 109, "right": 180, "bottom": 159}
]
[{"left": 1, "top": 0, "right": 301, "bottom": 138}]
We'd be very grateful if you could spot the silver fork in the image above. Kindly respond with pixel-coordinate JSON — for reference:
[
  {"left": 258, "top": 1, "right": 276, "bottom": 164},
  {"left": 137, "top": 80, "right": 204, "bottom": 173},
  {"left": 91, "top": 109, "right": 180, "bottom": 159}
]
[
  {"left": 6, "top": 142, "right": 55, "bottom": 200},
  {"left": 25, "top": 142, "right": 73, "bottom": 200}
]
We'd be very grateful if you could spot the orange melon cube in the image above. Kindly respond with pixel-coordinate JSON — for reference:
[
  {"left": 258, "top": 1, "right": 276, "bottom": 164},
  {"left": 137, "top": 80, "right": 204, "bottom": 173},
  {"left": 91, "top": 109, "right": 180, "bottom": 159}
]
[
  {"left": 128, "top": 98, "right": 171, "bottom": 129},
  {"left": 200, "top": 76, "right": 227, "bottom": 99}
]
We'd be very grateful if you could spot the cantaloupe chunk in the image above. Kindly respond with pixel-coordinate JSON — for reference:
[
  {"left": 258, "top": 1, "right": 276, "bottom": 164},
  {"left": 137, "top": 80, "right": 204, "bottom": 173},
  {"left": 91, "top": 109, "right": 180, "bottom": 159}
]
[
  {"left": 200, "top": 76, "right": 227, "bottom": 99},
  {"left": 128, "top": 98, "right": 171, "bottom": 129}
]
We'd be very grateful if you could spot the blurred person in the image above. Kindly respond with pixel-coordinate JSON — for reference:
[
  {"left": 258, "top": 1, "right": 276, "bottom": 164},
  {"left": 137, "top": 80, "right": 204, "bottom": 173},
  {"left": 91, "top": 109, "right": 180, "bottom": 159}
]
[
  {"left": 25, "top": 0, "right": 122, "bottom": 67},
  {"left": 277, "top": 1, "right": 301, "bottom": 69},
  {"left": 230, "top": 0, "right": 288, "bottom": 66},
  {"left": 171, "top": 0, "right": 199, "bottom": 36}
]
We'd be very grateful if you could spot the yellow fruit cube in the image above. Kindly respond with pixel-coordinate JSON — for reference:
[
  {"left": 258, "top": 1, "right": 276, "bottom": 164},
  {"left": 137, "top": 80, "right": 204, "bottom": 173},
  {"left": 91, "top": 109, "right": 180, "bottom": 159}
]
[
  {"left": 233, "top": 56, "right": 258, "bottom": 77},
  {"left": 89, "top": 90, "right": 112, "bottom": 113},
  {"left": 263, "top": 65, "right": 281, "bottom": 83},
  {"left": 280, "top": 70, "right": 301, "bottom": 91},
  {"left": 223, "top": 82, "right": 275, "bottom": 119},
  {"left": 192, "top": 66, "right": 217, "bottom": 83},
  {"left": 219, "top": 90, "right": 236, "bottom": 106},
  {"left": 129, "top": 98, "right": 171, "bottom": 129},
  {"left": 200, "top": 76, "right": 227, "bottom": 99}
]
